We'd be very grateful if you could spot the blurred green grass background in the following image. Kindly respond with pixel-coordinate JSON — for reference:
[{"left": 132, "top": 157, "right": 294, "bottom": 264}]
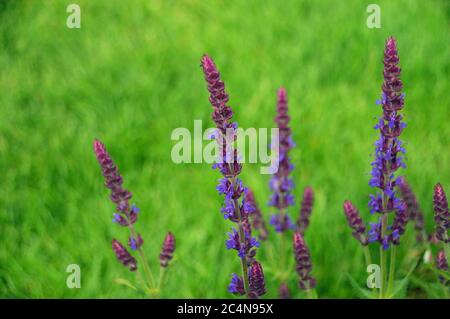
[{"left": 0, "top": 0, "right": 449, "bottom": 298}]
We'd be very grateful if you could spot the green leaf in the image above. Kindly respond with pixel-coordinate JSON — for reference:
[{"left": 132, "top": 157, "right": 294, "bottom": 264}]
[
  {"left": 113, "top": 278, "right": 138, "bottom": 291},
  {"left": 345, "top": 273, "right": 375, "bottom": 299},
  {"left": 389, "top": 256, "right": 420, "bottom": 298}
]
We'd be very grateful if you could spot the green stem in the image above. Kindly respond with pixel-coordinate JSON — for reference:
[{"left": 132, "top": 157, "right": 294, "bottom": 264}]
[
  {"left": 306, "top": 288, "right": 317, "bottom": 299},
  {"left": 128, "top": 225, "right": 155, "bottom": 289},
  {"left": 387, "top": 245, "right": 396, "bottom": 298},
  {"left": 279, "top": 208, "right": 288, "bottom": 281},
  {"left": 363, "top": 246, "right": 372, "bottom": 267},
  {"left": 379, "top": 214, "right": 388, "bottom": 298},
  {"left": 158, "top": 266, "right": 167, "bottom": 291}
]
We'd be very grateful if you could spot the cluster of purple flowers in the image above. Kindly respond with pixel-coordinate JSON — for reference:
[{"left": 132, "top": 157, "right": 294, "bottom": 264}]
[
  {"left": 367, "top": 37, "right": 408, "bottom": 250},
  {"left": 201, "top": 54, "right": 265, "bottom": 299},
  {"left": 93, "top": 139, "right": 176, "bottom": 293},
  {"left": 293, "top": 232, "right": 316, "bottom": 290},
  {"left": 433, "top": 183, "right": 450, "bottom": 243},
  {"left": 269, "top": 88, "right": 296, "bottom": 232},
  {"left": 344, "top": 37, "right": 409, "bottom": 251},
  {"left": 93, "top": 140, "right": 144, "bottom": 257},
  {"left": 297, "top": 187, "right": 314, "bottom": 234}
]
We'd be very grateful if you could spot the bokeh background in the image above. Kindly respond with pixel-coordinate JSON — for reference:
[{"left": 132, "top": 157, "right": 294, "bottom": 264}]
[{"left": 0, "top": 0, "right": 449, "bottom": 298}]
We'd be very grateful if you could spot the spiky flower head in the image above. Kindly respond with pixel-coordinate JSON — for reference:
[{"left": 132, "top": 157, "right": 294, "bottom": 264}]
[
  {"left": 112, "top": 239, "right": 137, "bottom": 271},
  {"left": 297, "top": 187, "right": 314, "bottom": 234},
  {"left": 433, "top": 183, "right": 450, "bottom": 243},
  {"left": 343, "top": 200, "right": 368, "bottom": 246},
  {"left": 436, "top": 250, "right": 449, "bottom": 286},
  {"left": 293, "top": 232, "right": 316, "bottom": 290},
  {"left": 248, "top": 262, "right": 266, "bottom": 299},
  {"left": 369, "top": 37, "right": 406, "bottom": 216},
  {"left": 159, "top": 232, "right": 176, "bottom": 267},
  {"left": 93, "top": 139, "right": 138, "bottom": 226},
  {"left": 201, "top": 54, "right": 263, "bottom": 297},
  {"left": 269, "top": 88, "right": 295, "bottom": 215}
]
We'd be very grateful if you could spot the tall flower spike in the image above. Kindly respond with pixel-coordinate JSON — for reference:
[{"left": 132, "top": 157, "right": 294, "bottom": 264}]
[
  {"left": 269, "top": 87, "right": 295, "bottom": 232},
  {"left": 367, "top": 37, "right": 407, "bottom": 250},
  {"left": 369, "top": 37, "right": 406, "bottom": 216},
  {"left": 293, "top": 232, "right": 316, "bottom": 290},
  {"left": 343, "top": 200, "right": 368, "bottom": 246},
  {"left": 297, "top": 187, "right": 314, "bottom": 234},
  {"left": 433, "top": 183, "right": 450, "bottom": 243},
  {"left": 112, "top": 239, "right": 137, "bottom": 271},
  {"left": 93, "top": 139, "right": 138, "bottom": 226},
  {"left": 245, "top": 189, "right": 268, "bottom": 240},
  {"left": 160, "top": 232, "right": 176, "bottom": 267},
  {"left": 397, "top": 177, "right": 425, "bottom": 242},
  {"left": 201, "top": 54, "right": 261, "bottom": 296},
  {"left": 436, "top": 250, "right": 449, "bottom": 286},
  {"left": 248, "top": 262, "right": 266, "bottom": 299}
]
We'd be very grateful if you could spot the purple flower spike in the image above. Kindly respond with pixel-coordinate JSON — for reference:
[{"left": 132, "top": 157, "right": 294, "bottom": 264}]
[
  {"left": 201, "top": 55, "right": 233, "bottom": 134},
  {"left": 228, "top": 273, "right": 245, "bottom": 295},
  {"left": 112, "top": 239, "right": 137, "bottom": 271},
  {"left": 245, "top": 189, "right": 268, "bottom": 240},
  {"left": 248, "top": 262, "right": 266, "bottom": 299},
  {"left": 297, "top": 187, "right": 314, "bottom": 234},
  {"left": 397, "top": 177, "right": 425, "bottom": 242},
  {"left": 343, "top": 200, "right": 368, "bottom": 246},
  {"left": 201, "top": 55, "right": 264, "bottom": 297},
  {"left": 293, "top": 232, "right": 316, "bottom": 290},
  {"left": 269, "top": 87, "right": 295, "bottom": 233},
  {"left": 433, "top": 183, "right": 450, "bottom": 243},
  {"left": 279, "top": 282, "right": 291, "bottom": 299},
  {"left": 159, "top": 232, "right": 176, "bottom": 268},
  {"left": 369, "top": 37, "right": 406, "bottom": 216},
  {"left": 93, "top": 139, "right": 136, "bottom": 225},
  {"left": 436, "top": 251, "right": 449, "bottom": 286}
]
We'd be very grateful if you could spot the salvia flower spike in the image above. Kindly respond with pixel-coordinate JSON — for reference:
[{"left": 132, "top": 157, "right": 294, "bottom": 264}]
[
  {"left": 112, "top": 239, "right": 137, "bottom": 271},
  {"left": 343, "top": 200, "right": 368, "bottom": 246},
  {"left": 248, "top": 261, "right": 266, "bottom": 299},
  {"left": 93, "top": 139, "right": 137, "bottom": 226},
  {"left": 293, "top": 232, "right": 316, "bottom": 290},
  {"left": 269, "top": 87, "right": 295, "bottom": 232},
  {"left": 436, "top": 250, "right": 449, "bottom": 286},
  {"left": 297, "top": 187, "right": 314, "bottom": 234},
  {"left": 94, "top": 140, "right": 144, "bottom": 262},
  {"left": 94, "top": 139, "right": 176, "bottom": 294},
  {"left": 160, "top": 232, "right": 176, "bottom": 267},
  {"left": 367, "top": 36, "right": 408, "bottom": 250},
  {"left": 397, "top": 177, "right": 425, "bottom": 242},
  {"left": 201, "top": 54, "right": 262, "bottom": 296},
  {"left": 433, "top": 183, "right": 450, "bottom": 243}
]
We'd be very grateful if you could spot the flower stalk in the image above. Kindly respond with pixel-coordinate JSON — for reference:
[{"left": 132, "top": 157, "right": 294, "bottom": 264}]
[{"left": 201, "top": 54, "right": 265, "bottom": 298}]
